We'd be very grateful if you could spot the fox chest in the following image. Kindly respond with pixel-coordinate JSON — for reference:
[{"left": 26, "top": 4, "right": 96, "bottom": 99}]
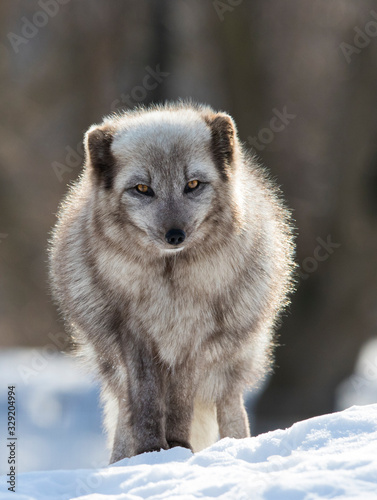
[
  {"left": 128, "top": 274, "right": 217, "bottom": 365},
  {"left": 99, "top": 250, "right": 252, "bottom": 367},
  {"left": 115, "top": 258, "right": 230, "bottom": 366}
]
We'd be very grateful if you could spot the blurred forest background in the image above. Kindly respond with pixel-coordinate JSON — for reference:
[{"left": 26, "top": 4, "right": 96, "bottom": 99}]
[{"left": 1, "top": 0, "right": 377, "bottom": 433}]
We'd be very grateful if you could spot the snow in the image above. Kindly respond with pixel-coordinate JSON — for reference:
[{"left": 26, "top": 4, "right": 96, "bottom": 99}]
[
  {"left": 0, "top": 349, "right": 108, "bottom": 473},
  {"left": 2, "top": 404, "right": 377, "bottom": 498},
  {"left": 2, "top": 346, "right": 377, "bottom": 499}
]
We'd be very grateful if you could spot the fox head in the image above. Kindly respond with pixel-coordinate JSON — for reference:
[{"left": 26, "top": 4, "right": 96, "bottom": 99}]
[{"left": 84, "top": 103, "right": 245, "bottom": 257}]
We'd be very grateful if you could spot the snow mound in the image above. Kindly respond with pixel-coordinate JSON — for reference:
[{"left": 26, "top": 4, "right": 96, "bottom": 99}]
[{"left": 2, "top": 404, "right": 377, "bottom": 499}]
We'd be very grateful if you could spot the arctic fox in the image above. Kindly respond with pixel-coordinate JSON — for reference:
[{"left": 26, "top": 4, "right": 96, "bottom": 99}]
[{"left": 49, "top": 102, "right": 295, "bottom": 462}]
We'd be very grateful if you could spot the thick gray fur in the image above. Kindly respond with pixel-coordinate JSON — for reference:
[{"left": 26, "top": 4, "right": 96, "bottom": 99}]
[{"left": 49, "top": 102, "right": 296, "bottom": 462}]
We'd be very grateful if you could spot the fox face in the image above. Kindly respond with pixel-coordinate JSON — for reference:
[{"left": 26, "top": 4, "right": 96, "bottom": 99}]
[{"left": 85, "top": 106, "right": 242, "bottom": 256}]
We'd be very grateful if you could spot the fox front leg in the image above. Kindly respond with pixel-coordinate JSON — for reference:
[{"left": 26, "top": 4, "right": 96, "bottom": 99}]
[
  {"left": 216, "top": 391, "right": 250, "bottom": 440},
  {"left": 165, "top": 365, "right": 196, "bottom": 451},
  {"left": 110, "top": 344, "right": 169, "bottom": 462}
]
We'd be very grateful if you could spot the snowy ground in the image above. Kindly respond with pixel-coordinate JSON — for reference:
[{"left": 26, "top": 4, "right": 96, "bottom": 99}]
[
  {"left": 0, "top": 349, "right": 108, "bottom": 473},
  {"left": 1, "top": 344, "right": 377, "bottom": 499},
  {"left": 1, "top": 404, "right": 377, "bottom": 499}
]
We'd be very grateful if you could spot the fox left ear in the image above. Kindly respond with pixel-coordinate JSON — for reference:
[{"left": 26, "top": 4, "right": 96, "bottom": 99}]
[
  {"left": 85, "top": 124, "right": 116, "bottom": 189},
  {"left": 205, "top": 113, "right": 237, "bottom": 181}
]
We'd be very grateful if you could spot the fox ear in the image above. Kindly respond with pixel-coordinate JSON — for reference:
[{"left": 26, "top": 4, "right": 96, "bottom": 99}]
[
  {"left": 85, "top": 124, "right": 116, "bottom": 189},
  {"left": 205, "top": 113, "right": 237, "bottom": 180}
]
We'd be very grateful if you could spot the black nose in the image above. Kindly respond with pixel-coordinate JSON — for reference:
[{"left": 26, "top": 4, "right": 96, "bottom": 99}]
[{"left": 165, "top": 228, "right": 186, "bottom": 246}]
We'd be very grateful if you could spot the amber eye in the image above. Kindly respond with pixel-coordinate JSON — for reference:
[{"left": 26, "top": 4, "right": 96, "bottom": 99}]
[
  {"left": 135, "top": 184, "right": 154, "bottom": 197},
  {"left": 185, "top": 180, "right": 200, "bottom": 192}
]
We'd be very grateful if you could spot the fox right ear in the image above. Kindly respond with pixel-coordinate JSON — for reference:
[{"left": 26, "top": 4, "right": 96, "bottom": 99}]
[
  {"left": 205, "top": 112, "right": 237, "bottom": 181},
  {"left": 85, "top": 124, "right": 116, "bottom": 189}
]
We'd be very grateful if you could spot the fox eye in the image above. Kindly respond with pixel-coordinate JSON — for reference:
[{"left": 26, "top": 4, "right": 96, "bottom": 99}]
[
  {"left": 184, "top": 180, "right": 200, "bottom": 193},
  {"left": 135, "top": 184, "right": 154, "bottom": 196}
]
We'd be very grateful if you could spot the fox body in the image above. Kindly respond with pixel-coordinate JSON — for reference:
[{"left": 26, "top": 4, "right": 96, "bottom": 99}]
[{"left": 49, "top": 102, "right": 295, "bottom": 462}]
